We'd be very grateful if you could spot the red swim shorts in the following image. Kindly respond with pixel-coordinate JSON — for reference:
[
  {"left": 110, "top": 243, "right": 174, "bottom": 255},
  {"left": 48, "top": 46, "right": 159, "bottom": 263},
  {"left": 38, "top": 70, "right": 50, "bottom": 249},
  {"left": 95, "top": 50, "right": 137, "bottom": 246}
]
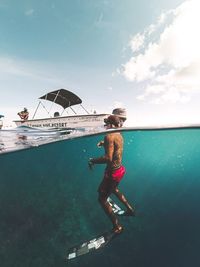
[
  {"left": 98, "top": 166, "right": 126, "bottom": 197},
  {"left": 105, "top": 165, "right": 126, "bottom": 183}
]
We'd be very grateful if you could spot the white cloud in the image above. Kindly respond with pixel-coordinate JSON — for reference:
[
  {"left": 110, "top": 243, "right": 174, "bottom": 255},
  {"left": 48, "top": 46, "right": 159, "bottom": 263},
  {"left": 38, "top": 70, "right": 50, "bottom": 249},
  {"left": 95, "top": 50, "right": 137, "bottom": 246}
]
[
  {"left": 122, "top": 0, "right": 200, "bottom": 104},
  {"left": 0, "top": 57, "right": 36, "bottom": 77},
  {"left": 136, "top": 84, "right": 190, "bottom": 104},
  {"left": 0, "top": 56, "right": 62, "bottom": 83},
  {"left": 25, "top": 9, "right": 34, "bottom": 16},
  {"left": 158, "top": 12, "right": 168, "bottom": 24},
  {"left": 129, "top": 33, "right": 145, "bottom": 52}
]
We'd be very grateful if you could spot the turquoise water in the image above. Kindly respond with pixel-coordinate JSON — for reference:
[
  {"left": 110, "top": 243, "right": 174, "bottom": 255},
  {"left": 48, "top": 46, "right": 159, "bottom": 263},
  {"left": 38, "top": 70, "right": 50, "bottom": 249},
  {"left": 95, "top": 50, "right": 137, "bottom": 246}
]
[{"left": 0, "top": 128, "right": 200, "bottom": 267}]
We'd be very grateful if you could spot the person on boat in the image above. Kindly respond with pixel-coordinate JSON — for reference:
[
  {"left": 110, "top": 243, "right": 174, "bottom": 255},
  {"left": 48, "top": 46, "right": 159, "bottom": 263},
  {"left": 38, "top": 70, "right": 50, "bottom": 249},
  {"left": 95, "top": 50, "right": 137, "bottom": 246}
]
[
  {"left": 88, "top": 115, "right": 134, "bottom": 234},
  {"left": 17, "top": 108, "right": 29, "bottom": 121},
  {"left": 0, "top": 114, "right": 4, "bottom": 130}
]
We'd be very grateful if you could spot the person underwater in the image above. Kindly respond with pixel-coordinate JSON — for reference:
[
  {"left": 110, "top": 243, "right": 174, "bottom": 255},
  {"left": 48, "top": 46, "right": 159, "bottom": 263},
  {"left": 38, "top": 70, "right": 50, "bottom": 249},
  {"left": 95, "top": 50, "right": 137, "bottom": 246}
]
[{"left": 88, "top": 115, "right": 135, "bottom": 234}]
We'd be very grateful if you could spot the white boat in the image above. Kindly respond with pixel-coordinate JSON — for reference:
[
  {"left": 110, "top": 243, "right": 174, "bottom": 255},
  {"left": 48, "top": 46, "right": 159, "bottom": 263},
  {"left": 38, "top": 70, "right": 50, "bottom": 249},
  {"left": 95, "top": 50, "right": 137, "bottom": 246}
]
[{"left": 14, "top": 89, "right": 110, "bottom": 129}]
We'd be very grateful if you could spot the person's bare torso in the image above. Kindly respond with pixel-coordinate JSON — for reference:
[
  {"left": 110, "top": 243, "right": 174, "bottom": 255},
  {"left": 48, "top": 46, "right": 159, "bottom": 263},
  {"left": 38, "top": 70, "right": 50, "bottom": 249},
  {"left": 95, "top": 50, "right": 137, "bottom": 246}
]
[{"left": 104, "top": 132, "right": 123, "bottom": 170}]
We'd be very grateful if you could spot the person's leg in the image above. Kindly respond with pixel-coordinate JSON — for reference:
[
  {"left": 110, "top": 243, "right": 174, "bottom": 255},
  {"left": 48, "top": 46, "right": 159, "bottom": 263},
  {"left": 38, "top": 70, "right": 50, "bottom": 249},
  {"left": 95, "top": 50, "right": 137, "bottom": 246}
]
[
  {"left": 113, "top": 187, "right": 135, "bottom": 215},
  {"left": 98, "top": 193, "right": 123, "bottom": 233},
  {"left": 98, "top": 177, "right": 123, "bottom": 233}
]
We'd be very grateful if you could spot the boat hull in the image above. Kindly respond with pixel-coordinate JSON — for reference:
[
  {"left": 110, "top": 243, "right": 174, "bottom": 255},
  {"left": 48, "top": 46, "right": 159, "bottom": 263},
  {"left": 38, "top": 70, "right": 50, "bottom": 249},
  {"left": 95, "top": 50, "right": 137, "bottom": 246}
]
[{"left": 14, "top": 114, "right": 109, "bottom": 129}]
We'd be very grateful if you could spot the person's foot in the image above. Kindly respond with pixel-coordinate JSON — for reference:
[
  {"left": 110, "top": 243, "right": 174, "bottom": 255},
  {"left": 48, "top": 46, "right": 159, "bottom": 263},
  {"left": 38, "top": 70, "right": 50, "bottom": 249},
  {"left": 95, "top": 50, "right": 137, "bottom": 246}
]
[
  {"left": 121, "top": 207, "right": 135, "bottom": 217},
  {"left": 112, "top": 225, "right": 123, "bottom": 234}
]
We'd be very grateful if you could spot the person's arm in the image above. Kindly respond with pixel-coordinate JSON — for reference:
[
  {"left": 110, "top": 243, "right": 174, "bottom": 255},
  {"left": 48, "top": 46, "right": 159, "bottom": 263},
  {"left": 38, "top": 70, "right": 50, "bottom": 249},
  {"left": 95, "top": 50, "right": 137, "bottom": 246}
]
[
  {"left": 18, "top": 112, "right": 24, "bottom": 120},
  {"left": 89, "top": 135, "right": 114, "bottom": 166},
  {"left": 24, "top": 112, "right": 29, "bottom": 120},
  {"left": 97, "top": 140, "right": 104, "bottom": 148}
]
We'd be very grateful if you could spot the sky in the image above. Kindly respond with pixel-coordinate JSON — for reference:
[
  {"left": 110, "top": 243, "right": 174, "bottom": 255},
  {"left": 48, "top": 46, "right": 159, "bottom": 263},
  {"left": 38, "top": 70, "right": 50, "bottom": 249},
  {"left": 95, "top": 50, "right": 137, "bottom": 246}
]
[{"left": 0, "top": 0, "right": 200, "bottom": 127}]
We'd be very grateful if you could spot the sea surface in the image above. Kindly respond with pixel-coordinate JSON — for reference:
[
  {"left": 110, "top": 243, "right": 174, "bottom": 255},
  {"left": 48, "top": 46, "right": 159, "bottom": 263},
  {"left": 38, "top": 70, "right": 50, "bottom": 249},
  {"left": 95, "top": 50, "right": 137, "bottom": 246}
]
[{"left": 0, "top": 126, "right": 200, "bottom": 267}]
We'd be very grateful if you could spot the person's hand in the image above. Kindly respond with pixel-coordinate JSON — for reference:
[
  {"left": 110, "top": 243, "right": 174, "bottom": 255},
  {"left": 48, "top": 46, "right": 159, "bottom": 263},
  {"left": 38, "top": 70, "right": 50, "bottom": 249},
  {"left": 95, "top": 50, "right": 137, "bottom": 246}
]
[
  {"left": 88, "top": 158, "right": 94, "bottom": 170},
  {"left": 97, "top": 141, "right": 104, "bottom": 148}
]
